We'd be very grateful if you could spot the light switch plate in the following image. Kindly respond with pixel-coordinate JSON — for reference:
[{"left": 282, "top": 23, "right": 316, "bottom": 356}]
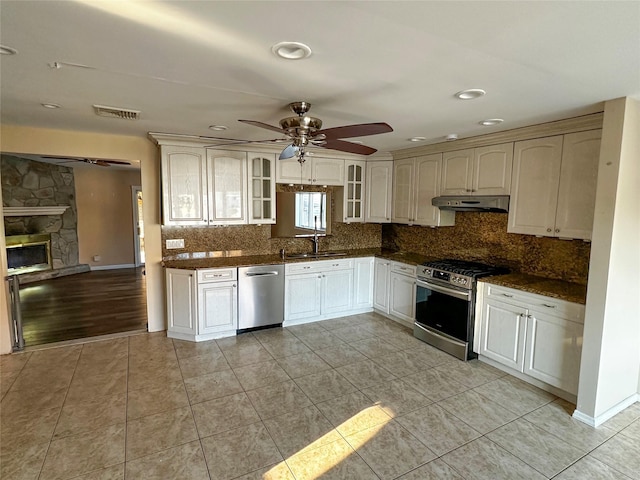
[{"left": 166, "top": 239, "right": 185, "bottom": 249}]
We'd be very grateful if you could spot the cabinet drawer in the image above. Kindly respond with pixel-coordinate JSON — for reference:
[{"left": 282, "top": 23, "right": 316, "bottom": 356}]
[
  {"left": 485, "top": 284, "right": 584, "bottom": 323},
  {"left": 197, "top": 268, "right": 237, "bottom": 283},
  {"left": 286, "top": 258, "right": 353, "bottom": 275},
  {"left": 390, "top": 261, "right": 416, "bottom": 277}
]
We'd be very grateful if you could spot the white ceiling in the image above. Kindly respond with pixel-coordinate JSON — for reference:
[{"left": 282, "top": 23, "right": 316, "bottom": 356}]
[{"left": 1, "top": 1, "right": 639, "bottom": 159}]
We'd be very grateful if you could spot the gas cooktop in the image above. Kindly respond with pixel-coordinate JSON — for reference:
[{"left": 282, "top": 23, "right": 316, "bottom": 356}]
[{"left": 417, "top": 259, "right": 509, "bottom": 289}]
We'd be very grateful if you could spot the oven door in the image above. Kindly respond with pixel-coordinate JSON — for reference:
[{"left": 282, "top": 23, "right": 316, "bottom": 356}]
[{"left": 415, "top": 279, "right": 471, "bottom": 343}]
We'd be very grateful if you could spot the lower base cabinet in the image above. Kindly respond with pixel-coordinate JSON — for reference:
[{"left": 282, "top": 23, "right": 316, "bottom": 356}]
[
  {"left": 476, "top": 282, "right": 584, "bottom": 396},
  {"left": 166, "top": 267, "right": 238, "bottom": 341},
  {"left": 374, "top": 258, "right": 416, "bottom": 327}
]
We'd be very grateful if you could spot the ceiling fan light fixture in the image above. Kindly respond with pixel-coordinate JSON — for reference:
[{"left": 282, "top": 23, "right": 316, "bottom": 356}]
[
  {"left": 0, "top": 45, "right": 17, "bottom": 55},
  {"left": 454, "top": 89, "right": 486, "bottom": 100},
  {"left": 208, "top": 125, "right": 228, "bottom": 131},
  {"left": 479, "top": 118, "right": 504, "bottom": 126},
  {"left": 272, "top": 41, "right": 312, "bottom": 60},
  {"left": 409, "top": 136, "right": 426, "bottom": 142}
]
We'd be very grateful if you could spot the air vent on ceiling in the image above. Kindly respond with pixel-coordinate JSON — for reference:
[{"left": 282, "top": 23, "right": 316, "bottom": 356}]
[{"left": 93, "top": 104, "right": 141, "bottom": 120}]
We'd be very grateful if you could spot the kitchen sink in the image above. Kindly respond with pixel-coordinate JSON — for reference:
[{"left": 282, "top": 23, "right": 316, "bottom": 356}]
[{"left": 286, "top": 252, "right": 347, "bottom": 259}]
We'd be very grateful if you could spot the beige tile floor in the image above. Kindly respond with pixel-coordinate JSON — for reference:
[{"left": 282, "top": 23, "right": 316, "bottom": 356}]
[{"left": 1, "top": 312, "right": 639, "bottom": 480}]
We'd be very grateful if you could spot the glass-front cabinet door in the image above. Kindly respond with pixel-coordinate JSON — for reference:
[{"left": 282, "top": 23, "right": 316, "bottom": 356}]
[
  {"left": 343, "top": 161, "right": 365, "bottom": 223},
  {"left": 247, "top": 152, "right": 276, "bottom": 224}
]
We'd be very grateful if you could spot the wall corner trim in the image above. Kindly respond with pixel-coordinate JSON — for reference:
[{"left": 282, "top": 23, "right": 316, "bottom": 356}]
[{"left": 573, "top": 394, "right": 640, "bottom": 427}]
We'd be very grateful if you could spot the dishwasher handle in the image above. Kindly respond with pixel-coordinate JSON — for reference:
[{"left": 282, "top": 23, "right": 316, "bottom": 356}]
[{"left": 244, "top": 271, "right": 280, "bottom": 277}]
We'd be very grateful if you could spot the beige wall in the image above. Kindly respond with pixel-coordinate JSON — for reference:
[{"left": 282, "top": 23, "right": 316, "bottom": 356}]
[
  {"left": 576, "top": 97, "right": 640, "bottom": 424},
  {"left": 0, "top": 125, "right": 164, "bottom": 354},
  {"left": 75, "top": 168, "right": 141, "bottom": 267}
]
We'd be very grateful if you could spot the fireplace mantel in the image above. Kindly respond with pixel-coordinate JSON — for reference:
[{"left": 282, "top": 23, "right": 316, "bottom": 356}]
[{"left": 3, "top": 206, "right": 69, "bottom": 216}]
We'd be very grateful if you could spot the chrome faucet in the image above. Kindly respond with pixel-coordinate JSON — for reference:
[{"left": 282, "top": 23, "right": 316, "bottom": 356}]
[{"left": 310, "top": 215, "right": 320, "bottom": 254}]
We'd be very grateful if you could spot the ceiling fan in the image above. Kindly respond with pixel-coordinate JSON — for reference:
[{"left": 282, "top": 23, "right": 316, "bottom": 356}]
[
  {"left": 209, "top": 101, "right": 393, "bottom": 163},
  {"left": 42, "top": 156, "right": 131, "bottom": 167}
]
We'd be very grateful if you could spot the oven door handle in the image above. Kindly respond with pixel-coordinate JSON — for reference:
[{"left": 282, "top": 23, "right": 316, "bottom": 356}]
[{"left": 416, "top": 279, "right": 471, "bottom": 301}]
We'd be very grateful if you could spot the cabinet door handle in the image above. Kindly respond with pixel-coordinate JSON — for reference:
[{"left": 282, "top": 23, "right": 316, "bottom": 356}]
[
  {"left": 541, "top": 303, "right": 556, "bottom": 309},
  {"left": 232, "top": 284, "right": 236, "bottom": 288},
  {"left": 501, "top": 293, "right": 513, "bottom": 298},
  {"left": 555, "top": 228, "right": 560, "bottom": 233},
  {"left": 547, "top": 228, "right": 552, "bottom": 232}
]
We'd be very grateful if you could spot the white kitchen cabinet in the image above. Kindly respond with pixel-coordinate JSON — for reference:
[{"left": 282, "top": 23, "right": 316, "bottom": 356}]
[
  {"left": 247, "top": 152, "right": 276, "bottom": 224},
  {"left": 336, "top": 160, "right": 366, "bottom": 223},
  {"left": 166, "top": 267, "right": 238, "bottom": 341},
  {"left": 161, "top": 146, "right": 208, "bottom": 226},
  {"left": 353, "top": 257, "right": 374, "bottom": 310},
  {"left": 207, "top": 149, "right": 247, "bottom": 225},
  {"left": 553, "top": 130, "right": 601, "bottom": 240},
  {"left": 365, "top": 161, "right": 393, "bottom": 223},
  {"left": 441, "top": 143, "right": 513, "bottom": 196},
  {"left": 508, "top": 130, "right": 600, "bottom": 240},
  {"left": 392, "top": 154, "right": 455, "bottom": 226},
  {"left": 198, "top": 280, "right": 237, "bottom": 336},
  {"left": 374, "top": 258, "right": 416, "bottom": 327},
  {"left": 373, "top": 257, "right": 391, "bottom": 313},
  {"left": 276, "top": 157, "right": 344, "bottom": 185},
  {"left": 321, "top": 268, "right": 354, "bottom": 315},
  {"left": 389, "top": 269, "right": 416, "bottom": 324},
  {"left": 478, "top": 298, "right": 527, "bottom": 371},
  {"left": 284, "top": 272, "right": 322, "bottom": 321},
  {"left": 166, "top": 268, "right": 197, "bottom": 336},
  {"left": 476, "top": 282, "right": 584, "bottom": 396},
  {"left": 284, "top": 258, "right": 357, "bottom": 324}
]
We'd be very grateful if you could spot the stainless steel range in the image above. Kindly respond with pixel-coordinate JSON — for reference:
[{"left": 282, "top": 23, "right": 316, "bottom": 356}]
[{"left": 414, "top": 259, "right": 508, "bottom": 361}]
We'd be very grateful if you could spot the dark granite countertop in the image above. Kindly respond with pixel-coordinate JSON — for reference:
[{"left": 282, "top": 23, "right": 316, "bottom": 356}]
[
  {"left": 162, "top": 248, "right": 436, "bottom": 270},
  {"left": 480, "top": 273, "right": 587, "bottom": 304}
]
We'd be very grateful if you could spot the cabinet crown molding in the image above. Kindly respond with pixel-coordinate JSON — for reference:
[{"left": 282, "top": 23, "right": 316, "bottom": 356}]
[{"left": 391, "top": 113, "right": 603, "bottom": 160}]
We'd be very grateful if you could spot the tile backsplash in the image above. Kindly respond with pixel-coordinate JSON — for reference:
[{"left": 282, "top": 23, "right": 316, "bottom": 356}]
[{"left": 383, "top": 212, "right": 591, "bottom": 284}]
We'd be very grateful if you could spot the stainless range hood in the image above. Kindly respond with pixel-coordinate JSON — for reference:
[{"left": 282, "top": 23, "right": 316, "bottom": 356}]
[{"left": 432, "top": 195, "right": 510, "bottom": 213}]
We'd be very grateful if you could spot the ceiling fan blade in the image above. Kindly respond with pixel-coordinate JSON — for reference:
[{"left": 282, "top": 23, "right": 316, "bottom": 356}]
[
  {"left": 102, "top": 159, "right": 131, "bottom": 165},
  {"left": 94, "top": 160, "right": 112, "bottom": 167},
  {"left": 279, "top": 144, "right": 299, "bottom": 160},
  {"left": 323, "top": 139, "right": 377, "bottom": 155},
  {"left": 239, "top": 119, "right": 284, "bottom": 134},
  {"left": 315, "top": 122, "right": 393, "bottom": 140}
]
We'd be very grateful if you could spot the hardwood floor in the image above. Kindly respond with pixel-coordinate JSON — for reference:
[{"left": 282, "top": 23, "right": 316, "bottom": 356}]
[{"left": 18, "top": 267, "right": 147, "bottom": 347}]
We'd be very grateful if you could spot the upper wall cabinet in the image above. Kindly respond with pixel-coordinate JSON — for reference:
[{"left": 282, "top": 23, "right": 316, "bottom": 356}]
[
  {"left": 276, "top": 157, "right": 344, "bottom": 185},
  {"left": 365, "top": 161, "right": 393, "bottom": 223},
  {"left": 336, "top": 160, "right": 366, "bottom": 223},
  {"left": 160, "top": 145, "right": 265, "bottom": 226},
  {"left": 161, "top": 146, "right": 208, "bottom": 226},
  {"left": 508, "top": 130, "right": 601, "bottom": 240},
  {"left": 392, "top": 154, "right": 455, "bottom": 227},
  {"left": 206, "top": 149, "right": 248, "bottom": 225},
  {"left": 247, "top": 152, "right": 276, "bottom": 224},
  {"left": 441, "top": 143, "right": 513, "bottom": 196}
]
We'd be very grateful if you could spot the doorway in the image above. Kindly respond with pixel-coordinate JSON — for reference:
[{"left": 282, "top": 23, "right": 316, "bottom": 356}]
[{"left": 132, "top": 186, "right": 145, "bottom": 267}]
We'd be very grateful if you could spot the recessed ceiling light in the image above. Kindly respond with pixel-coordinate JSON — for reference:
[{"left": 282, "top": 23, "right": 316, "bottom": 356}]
[
  {"left": 445, "top": 134, "right": 459, "bottom": 141},
  {"left": 409, "top": 136, "right": 426, "bottom": 142},
  {"left": 41, "top": 103, "right": 61, "bottom": 109},
  {"left": 271, "top": 41, "right": 312, "bottom": 60},
  {"left": 209, "top": 125, "right": 228, "bottom": 131},
  {"left": 479, "top": 118, "right": 504, "bottom": 126},
  {"left": 454, "top": 89, "right": 486, "bottom": 100},
  {"left": 0, "top": 45, "right": 17, "bottom": 55}
]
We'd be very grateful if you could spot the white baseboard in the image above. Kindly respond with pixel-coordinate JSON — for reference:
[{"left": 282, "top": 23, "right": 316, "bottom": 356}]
[
  {"left": 573, "top": 393, "right": 640, "bottom": 427},
  {"left": 90, "top": 264, "right": 136, "bottom": 271}
]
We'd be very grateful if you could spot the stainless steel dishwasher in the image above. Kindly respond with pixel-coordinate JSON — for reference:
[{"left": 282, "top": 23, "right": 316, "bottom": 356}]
[{"left": 237, "top": 264, "right": 285, "bottom": 331}]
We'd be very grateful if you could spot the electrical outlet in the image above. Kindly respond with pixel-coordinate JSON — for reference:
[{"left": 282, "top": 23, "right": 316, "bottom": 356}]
[
  {"left": 166, "top": 239, "right": 185, "bottom": 249},
  {"left": 92, "top": 255, "right": 101, "bottom": 262}
]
